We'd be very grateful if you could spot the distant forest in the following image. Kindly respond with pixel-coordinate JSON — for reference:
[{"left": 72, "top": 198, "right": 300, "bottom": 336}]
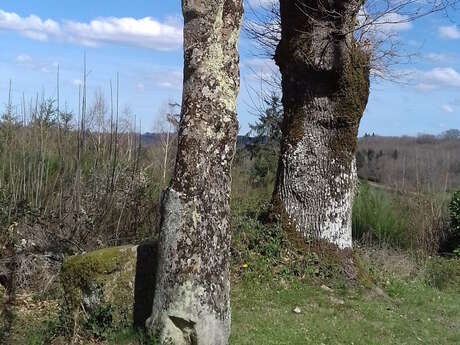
[
  {"left": 356, "top": 131, "right": 460, "bottom": 193},
  {"left": 141, "top": 130, "right": 460, "bottom": 194}
]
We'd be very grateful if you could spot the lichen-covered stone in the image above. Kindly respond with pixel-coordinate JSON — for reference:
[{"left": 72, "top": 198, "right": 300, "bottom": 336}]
[{"left": 60, "top": 243, "right": 157, "bottom": 328}]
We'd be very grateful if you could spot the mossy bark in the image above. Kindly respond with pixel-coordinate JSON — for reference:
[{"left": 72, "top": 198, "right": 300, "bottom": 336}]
[
  {"left": 273, "top": 0, "right": 370, "bottom": 249},
  {"left": 146, "top": 1, "right": 243, "bottom": 344}
]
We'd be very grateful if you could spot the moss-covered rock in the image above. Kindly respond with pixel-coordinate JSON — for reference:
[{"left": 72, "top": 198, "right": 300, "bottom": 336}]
[{"left": 60, "top": 242, "right": 157, "bottom": 331}]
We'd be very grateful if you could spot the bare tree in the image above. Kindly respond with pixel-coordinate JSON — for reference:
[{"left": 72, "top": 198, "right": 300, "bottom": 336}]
[
  {"left": 153, "top": 102, "right": 180, "bottom": 190},
  {"left": 88, "top": 89, "right": 108, "bottom": 154},
  {"left": 245, "top": 0, "right": 455, "bottom": 78},
  {"left": 269, "top": 0, "right": 370, "bottom": 249},
  {"left": 245, "top": 0, "right": 456, "bottom": 248},
  {"left": 146, "top": 1, "right": 244, "bottom": 344}
]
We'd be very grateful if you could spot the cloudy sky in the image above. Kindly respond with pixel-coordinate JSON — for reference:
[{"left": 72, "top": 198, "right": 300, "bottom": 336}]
[{"left": 0, "top": 0, "right": 459, "bottom": 135}]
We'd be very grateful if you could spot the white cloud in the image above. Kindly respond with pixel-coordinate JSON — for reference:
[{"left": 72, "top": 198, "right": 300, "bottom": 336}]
[
  {"left": 415, "top": 83, "right": 437, "bottom": 92},
  {"left": 426, "top": 53, "right": 450, "bottom": 64},
  {"left": 413, "top": 67, "right": 460, "bottom": 91},
  {"left": 0, "top": 10, "right": 60, "bottom": 41},
  {"left": 246, "top": 0, "right": 277, "bottom": 8},
  {"left": 442, "top": 104, "right": 453, "bottom": 113},
  {"left": 15, "top": 54, "right": 32, "bottom": 63},
  {"left": 374, "top": 12, "right": 412, "bottom": 32},
  {"left": 136, "top": 83, "right": 145, "bottom": 92},
  {"left": 135, "top": 68, "right": 183, "bottom": 91},
  {"left": 0, "top": 9, "right": 182, "bottom": 50},
  {"left": 62, "top": 16, "right": 182, "bottom": 50},
  {"left": 14, "top": 53, "right": 56, "bottom": 73},
  {"left": 243, "top": 57, "right": 279, "bottom": 80},
  {"left": 358, "top": 10, "right": 412, "bottom": 34},
  {"left": 424, "top": 68, "right": 460, "bottom": 88},
  {"left": 157, "top": 81, "right": 175, "bottom": 88},
  {"left": 439, "top": 25, "right": 460, "bottom": 39},
  {"left": 153, "top": 70, "right": 183, "bottom": 90}
]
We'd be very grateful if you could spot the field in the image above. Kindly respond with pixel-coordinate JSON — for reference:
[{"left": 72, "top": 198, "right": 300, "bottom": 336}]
[
  {"left": 230, "top": 278, "right": 459, "bottom": 345},
  {"left": 1, "top": 96, "right": 459, "bottom": 344},
  {"left": 3, "top": 252, "right": 460, "bottom": 345},
  {"left": 2, "top": 178, "right": 459, "bottom": 344}
]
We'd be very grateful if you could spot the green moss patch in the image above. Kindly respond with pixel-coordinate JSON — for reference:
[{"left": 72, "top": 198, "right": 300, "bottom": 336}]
[{"left": 60, "top": 245, "right": 138, "bottom": 333}]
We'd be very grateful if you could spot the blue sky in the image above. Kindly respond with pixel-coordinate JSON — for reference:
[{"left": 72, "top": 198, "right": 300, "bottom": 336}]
[{"left": 0, "top": 0, "right": 459, "bottom": 136}]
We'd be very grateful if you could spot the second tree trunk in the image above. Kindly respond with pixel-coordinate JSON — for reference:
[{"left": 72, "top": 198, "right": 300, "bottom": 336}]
[{"left": 273, "top": 0, "right": 370, "bottom": 249}]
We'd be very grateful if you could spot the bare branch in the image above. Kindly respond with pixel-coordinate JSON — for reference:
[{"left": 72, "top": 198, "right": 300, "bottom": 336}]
[{"left": 245, "top": 0, "right": 458, "bottom": 80}]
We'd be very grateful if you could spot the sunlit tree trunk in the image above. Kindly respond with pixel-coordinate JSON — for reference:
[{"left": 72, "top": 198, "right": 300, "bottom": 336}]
[
  {"left": 147, "top": 1, "right": 243, "bottom": 344},
  {"left": 272, "top": 0, "right": 370, "bottom": 249}
]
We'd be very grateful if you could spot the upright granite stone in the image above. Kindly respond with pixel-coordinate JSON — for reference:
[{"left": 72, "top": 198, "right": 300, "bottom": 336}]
[{"left": 60, "top": 242, "right": 157, "bottom": 329}]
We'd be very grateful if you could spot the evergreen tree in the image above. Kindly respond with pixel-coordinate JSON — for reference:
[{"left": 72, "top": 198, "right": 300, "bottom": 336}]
[{"left": 249, "top": 93, "right": 283, "bottom": 148}]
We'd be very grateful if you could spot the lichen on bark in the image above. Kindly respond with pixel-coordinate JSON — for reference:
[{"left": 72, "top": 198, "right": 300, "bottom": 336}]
[
  {"left": 273, "top": 0, "right": 370, "bottom": 249},
  {"left": 147, "top": 1, "right": 244, "bottom": 344}
]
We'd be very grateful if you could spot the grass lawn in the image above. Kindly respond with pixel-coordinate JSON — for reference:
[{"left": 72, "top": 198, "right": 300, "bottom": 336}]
[
  {"left": 229, "top": 279, "right": 459, "bottom": 345},
  {"left": 2, "top": 274, "right": 459, "bottom": 345}
]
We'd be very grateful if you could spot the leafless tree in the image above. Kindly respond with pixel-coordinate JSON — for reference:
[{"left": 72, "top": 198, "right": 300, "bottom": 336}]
[
  {"left": 246, "top": 0, "right": 457, "bottom": 249},
  {"left": 245, "top": 0, "right": 456, "bottom": 78},
  {"left": 152, "top": 101, "right": 180, "bottom": 190}
]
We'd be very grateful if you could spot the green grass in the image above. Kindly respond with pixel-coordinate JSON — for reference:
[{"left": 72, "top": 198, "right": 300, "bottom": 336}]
[
  {"left": 229, "top": 279, "right": 460, "bottom": 345},
  {"left": 5, "top": 260, "right": 459, "bottom": 345},
  {"left": 352, "top": 182, "right": 409, "bottom": 247},
  {"left": 4, "top": 180, "right": 459, "bottom": 345}
]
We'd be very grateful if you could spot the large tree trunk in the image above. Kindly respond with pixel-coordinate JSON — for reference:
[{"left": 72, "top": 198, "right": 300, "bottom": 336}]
[
  {"left": 146, "top": 1, "right": 243, "bottom": 344},
  {"left": 273, "top": 0, "right": 370, "bottom": 249}
]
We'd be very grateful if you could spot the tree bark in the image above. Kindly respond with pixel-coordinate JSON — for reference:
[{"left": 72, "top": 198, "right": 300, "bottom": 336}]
[
  {"left": 146, "top": 1, "right": 243, "bottom": 344},
  {"left": 273, "top": 0, "right": 370, "bottom": 249}
]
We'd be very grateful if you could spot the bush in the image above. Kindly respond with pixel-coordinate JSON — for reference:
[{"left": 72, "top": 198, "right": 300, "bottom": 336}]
[
  {"left": 352, "top": 183, "right": 451, "bottom": 255},
  {"left": 231, "top": 216, "right": 284, "bottom": 268},
  {"left": 425, "top": 257, "right": 460, "bottom": 290},
  {"left": 449, "top": 191, "right": 460, "bottom": 234},
  {"left": 249, "top": 148, "right": 278, "bottom": 188},
  {"left": 85, "top": 302, "right": 115, "bottom": 340},
  {"left": 405, "top": 194, "right": 450, "bottom": 256},
  {"left": 443, "top": 191, "right": 460, "bottom": 255},
  {"left": 231, "top": 206, "right": 361, "bottom": 288},
  {"left": 352, "top": 183, "right": 408, "bottom": 247}
]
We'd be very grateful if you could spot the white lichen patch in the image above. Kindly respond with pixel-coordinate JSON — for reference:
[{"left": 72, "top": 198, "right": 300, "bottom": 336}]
[
  {"left": 279, "top": 106, "right": 355, "bottom": 249},
  {"left": 147, "top": 189, "right": 231, "bottom": 345},
  {"left": 318, "top": 159, "right": 356, "bottom": 249},
  {"left": 157, "top": 281, "right": 230, "bottom": 345}
]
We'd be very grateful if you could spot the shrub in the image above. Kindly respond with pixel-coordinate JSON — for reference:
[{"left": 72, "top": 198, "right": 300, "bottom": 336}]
[
  {"left": 231, "top": 206, "right": 362, "bottom": 288},
  {"left": 250, "top": 151, "right": 277, "bottom": 186},
  {"left": 449, "top": 192, "right": 460, "bottom": 234},
  {"left": 353, "top": 183, "right": 451, "bottom": 255},
  {"left": 85, "top": 302, "right": 115, "bottom": 340},
  {"left": 352, "top": 183, "right": 408, "bottom": 247},
  {"left": 425, "top": 257, "right": 460, "bottom": 290},
  {"left": 231, "top": 216, "right": 284, "bottom": 268},
  {"left": 405, "top": 194, "right": 451, "bottom": 256},
  {"left": 443, "top": 191, "right": 460, "bottom": 255}
]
